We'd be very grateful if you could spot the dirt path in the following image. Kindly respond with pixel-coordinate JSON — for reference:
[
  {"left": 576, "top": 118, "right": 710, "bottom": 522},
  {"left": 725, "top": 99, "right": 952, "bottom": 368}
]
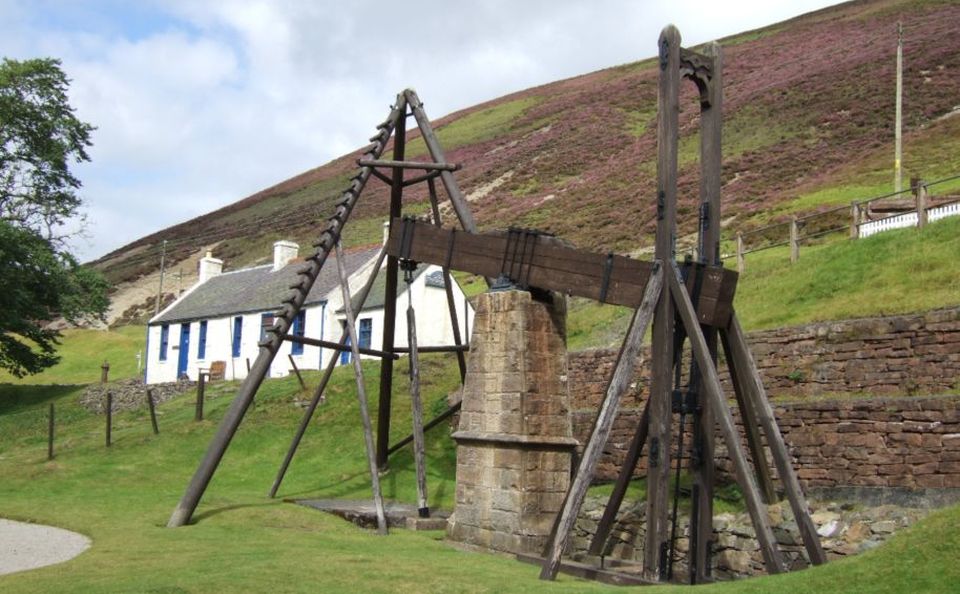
[{"left": 0, "top": 518, "right": 91, "bottom": 576}]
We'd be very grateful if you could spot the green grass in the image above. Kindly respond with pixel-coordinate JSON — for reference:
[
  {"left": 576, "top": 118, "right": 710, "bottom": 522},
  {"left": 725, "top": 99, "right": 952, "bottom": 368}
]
[
  {"left": 405, "top": 97, "right": 542, "bottom": 158},
  {"left": 2, "top": 362, "right": 960, "bottom": 592},
  {"left": 0, "top": 326, "right": 146, "bottom": 385},
  {"left": 732, "top": 214, "right": 960, "bottom": 330}
]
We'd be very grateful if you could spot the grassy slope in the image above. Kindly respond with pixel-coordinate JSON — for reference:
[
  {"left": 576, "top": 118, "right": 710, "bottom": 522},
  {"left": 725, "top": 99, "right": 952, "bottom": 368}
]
[
  {"left": 0, "top": 325, "right": 146, "bottom": 385},
  {"left": 1, "top": 367, "right": 959, "bottom": 592}
]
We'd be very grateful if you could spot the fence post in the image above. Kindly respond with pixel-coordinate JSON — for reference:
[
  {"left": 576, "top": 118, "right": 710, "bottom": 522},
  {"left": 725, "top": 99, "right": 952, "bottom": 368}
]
[
  {"left": 288, "top": 354, "right": 306, "bottom": 390},
  {"left": 736, "top": 232, "right": 745, "bottom": 274},
  {"left": 850, "top": 201, "right": 861, "bottom": 239},
  {"left": 147, "top": 388, "right": 159, "bottom": 435},
  {"left": 105, "top": 392, "right": 113, "bottom": 447},
  {"left": 789, "top": 216, "right": 799, "bottom": 263},
  {"left": 48, "top": 403, "right": 55, "bottom": 460},
  {"left": 195, "top": 373, "right": 206, "bottom": 422},
  {"left": 916, "top": 180, "right": 928, "bottom": 229},
  {"left": 100, "top": 360, "right": 110, "bottom": 384}
]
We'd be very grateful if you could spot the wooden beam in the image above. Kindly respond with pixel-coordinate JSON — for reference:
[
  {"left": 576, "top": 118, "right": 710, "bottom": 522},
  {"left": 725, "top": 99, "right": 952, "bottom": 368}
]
[
  {"left": 358, "top": 158, "right": 460, "bottom": 171},
  {"left": 666, "top": 263, "right": 785, "bottom": 574},
  {"left": 645, "top": 24, "right": 681, "bottom": 581},
  {"left": 427, "top": 177, "right": 468, "bottom": 381},
  {"left": 385, "top": 218, "right": 737, "bottom": 326},
  {"left": 336, "top": 241, "right": 388, "bottom": 535},
  {"left": 540, "top": 263, "right": 663, "bottom": 581},
  {"left": 285, "top": 334, "right": 400, "bottom": 360},
  {"left": 722, "top": 313, "right": 827, "bottom": 566},
  {"left": 393, "top": 345, "right": 469, "bottom": 354}
]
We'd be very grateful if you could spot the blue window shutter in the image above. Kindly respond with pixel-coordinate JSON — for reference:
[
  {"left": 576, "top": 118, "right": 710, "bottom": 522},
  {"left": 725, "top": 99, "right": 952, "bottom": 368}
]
[
  {"left": 291, "top": 310, "right": 306, "bottom": 355},
  {"left": 232, "top": 317, "right": 243, "bottom": 357},
  {"left": 159, "top": 325, "right": 169, "bottom": 361},
  {"left": 198, "top": 321, "right": 208, "bottom": 359},
  {"left": 359, "top": 319, "right": 372, "bottom": 350}
]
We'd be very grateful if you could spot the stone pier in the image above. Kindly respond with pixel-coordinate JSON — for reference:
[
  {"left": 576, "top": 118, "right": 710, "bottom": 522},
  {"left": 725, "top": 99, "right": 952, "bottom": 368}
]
[{"left": 447, "top": 289, "right": 577, "bottom": 555}]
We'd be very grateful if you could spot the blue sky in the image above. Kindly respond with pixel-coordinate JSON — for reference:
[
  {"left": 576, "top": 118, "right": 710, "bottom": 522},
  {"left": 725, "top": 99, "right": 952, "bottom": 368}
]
[{"left": 0, "top": 0, "right": 843, "bottom": 261}]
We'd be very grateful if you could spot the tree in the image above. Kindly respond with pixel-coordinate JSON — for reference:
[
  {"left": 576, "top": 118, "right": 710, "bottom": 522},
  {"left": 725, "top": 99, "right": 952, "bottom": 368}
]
[{"left": 0, "top": 57, "right": 108, "bottom": 377}]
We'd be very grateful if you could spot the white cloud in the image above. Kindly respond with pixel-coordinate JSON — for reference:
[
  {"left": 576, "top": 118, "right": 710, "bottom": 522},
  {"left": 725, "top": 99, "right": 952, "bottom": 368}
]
[{"left": 0, "top": 0, "right": 843, "bottom": 261}]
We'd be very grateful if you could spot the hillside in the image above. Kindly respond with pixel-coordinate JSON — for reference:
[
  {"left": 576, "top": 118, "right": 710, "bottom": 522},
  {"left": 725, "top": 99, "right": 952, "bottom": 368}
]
[{"left": 93, "top": 0, "right": 960, "bottom": 317}]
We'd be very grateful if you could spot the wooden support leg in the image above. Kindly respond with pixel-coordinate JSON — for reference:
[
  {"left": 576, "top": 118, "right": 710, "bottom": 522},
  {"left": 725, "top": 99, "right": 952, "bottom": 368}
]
[
  {"left": 667, "top": 263, "right": 785, "bottom": 574},
  {"left": 407, "top": 301, "right": 429, "bottom": 517},
  {"left": 539, "top": 264, "right": 663, "bottom": 581},
  {"left": 723, "top": 332, "right": 778, "bottom": 504},
  {"left": 337, "top": 242, "right": 388, "bottom": 535},
  {"left": 427, "top": 177, "right": 467, "bottom": 382},
  {"left": 588, "top": 400, "right": 649, "bottom": 556},
  {"left": 722, "top": 313, "right": 827, "bottom": 566}
]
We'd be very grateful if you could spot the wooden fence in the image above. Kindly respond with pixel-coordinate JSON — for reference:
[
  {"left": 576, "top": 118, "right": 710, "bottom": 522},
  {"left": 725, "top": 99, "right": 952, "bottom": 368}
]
[{"left": 728, "top": 174, "right": 960, "bottom": 272}]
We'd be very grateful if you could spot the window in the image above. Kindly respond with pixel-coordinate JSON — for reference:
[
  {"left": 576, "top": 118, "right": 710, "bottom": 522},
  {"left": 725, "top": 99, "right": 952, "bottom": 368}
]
[
  {"left": 359, "top": 318, "right": 372, "bottom": 349},
  {"left": 339, "top": 321, "right": 351, "bottom": 365},
  {"left": 159, "top": 324, "right": 169, "bottom": 361},
  {"left": 260, "top": 313, "right": 274, "bottom": 344},
  {"left": 232, "top": 316, "right": 243, "bottom": 357},
  {"left": 291, "top": 310, "right": 306, "bottom": 355},
  {"left": 198, "top": 320, "right": 208, "bottom": 360}
]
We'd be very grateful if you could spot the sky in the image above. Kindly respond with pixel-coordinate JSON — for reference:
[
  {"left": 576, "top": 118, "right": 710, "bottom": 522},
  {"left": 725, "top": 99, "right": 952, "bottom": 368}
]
[{"left": 0, "top": 0, "right": 844, "bottom": 262}]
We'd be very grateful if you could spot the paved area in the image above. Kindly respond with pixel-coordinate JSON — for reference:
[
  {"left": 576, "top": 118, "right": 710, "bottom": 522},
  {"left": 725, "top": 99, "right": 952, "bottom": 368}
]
[
  {"left": 293, "top": 498, "right": 450, "bottom": 529},
  {"left": 0, "top": 518, "right": 91, "bottom": 576}
]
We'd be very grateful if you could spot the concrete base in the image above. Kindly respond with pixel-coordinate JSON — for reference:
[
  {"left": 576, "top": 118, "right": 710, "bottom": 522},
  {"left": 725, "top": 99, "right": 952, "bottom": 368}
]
[{"left": 292, "top": 499, "right": 450, "bottom": 529}]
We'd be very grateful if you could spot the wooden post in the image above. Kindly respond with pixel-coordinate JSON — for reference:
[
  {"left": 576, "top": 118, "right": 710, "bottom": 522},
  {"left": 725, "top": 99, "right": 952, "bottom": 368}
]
[
  {"left": 541, "top": 266, "right": 663, "bottom": 581},
  {"left": 850, "top": 201, "right": 861, "bottom": 239},
  {"left": 916, "top": 180, "right": 927, "bottom": 229},
  {"left": 147, "top": 389, "right": 159, "bottom": 435},
  {"left": 667, "top": 265, "right": 785, "bottom": 574},
  {"left": 105, "top": 392, "right": 113, "bottom": 448},
  {"left": 376, "top": 96, "right": 407, "bottom": 470},
  {"left": 47, "top": 403, "right": 55, "bottom": 460},
  {"left": 336, "top": 241, "right": 388, "bottom": 535},
  {"left": 789, "top": 216, "right": 799, "bottom": 263},
  {"left": 100, "top": 360, "right": 110, "bottom": 384},
  {"left": 645, "top": 24, "right": 680, "bottom": 581},
  {"left": 722, "top": 313, "right": 827, "bottom": 566},
  {"left": 288, "top": 354, "right": 306, "bottom": 390},
  {"left": 269, "top": 247, "right": 388, "bottom": 498},
  {"left": 407, "top": 298, "right": 429, "bottom": 517},
  {"left": 195, "top": 373, "right": 206, "bottom": 422},
  {"left": 736, "top": 232, "right": 745, "bottom": 273}
]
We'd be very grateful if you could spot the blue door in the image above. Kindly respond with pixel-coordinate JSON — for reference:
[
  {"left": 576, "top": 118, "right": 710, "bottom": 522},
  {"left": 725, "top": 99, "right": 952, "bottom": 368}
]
[{"left": 177, "top": 323, "right": 191, "bottom": 379}]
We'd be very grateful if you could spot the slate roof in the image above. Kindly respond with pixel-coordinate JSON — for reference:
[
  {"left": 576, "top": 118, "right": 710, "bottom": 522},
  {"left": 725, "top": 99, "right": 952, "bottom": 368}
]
[
  {"left": 152, "top": 247, "right": 380, "bottom": 325},
  {"left": 336, "top": 263, "right": 430, "bottom": 313}
]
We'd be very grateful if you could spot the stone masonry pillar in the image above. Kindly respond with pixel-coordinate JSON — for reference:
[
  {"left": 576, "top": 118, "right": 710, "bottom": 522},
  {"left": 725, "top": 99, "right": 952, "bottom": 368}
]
[{"left": 447, "top": 289, "right": 577, "bottom": 555}]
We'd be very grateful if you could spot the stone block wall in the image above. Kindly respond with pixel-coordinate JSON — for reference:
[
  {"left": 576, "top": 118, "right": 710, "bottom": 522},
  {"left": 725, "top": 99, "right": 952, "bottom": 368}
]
[{"left": 447, "top": 290, "right": 577, "bottom": 555}]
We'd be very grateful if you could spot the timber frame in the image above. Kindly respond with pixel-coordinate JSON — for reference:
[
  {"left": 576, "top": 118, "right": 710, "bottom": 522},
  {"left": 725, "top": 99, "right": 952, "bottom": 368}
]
[{"left": 167, "top": 24, "right": 826, "bottom": 586}]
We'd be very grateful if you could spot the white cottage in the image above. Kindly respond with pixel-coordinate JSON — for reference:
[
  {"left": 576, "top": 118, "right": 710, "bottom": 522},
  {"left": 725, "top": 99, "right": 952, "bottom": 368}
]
[{"left": 144, "top": 237, "right": 474, "bottom": 384}]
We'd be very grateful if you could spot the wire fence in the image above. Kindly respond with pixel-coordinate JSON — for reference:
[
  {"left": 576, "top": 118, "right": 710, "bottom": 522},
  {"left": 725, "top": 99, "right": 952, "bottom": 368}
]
[{"left": 724, "top": 173, "right": 960, "bottom": 272}]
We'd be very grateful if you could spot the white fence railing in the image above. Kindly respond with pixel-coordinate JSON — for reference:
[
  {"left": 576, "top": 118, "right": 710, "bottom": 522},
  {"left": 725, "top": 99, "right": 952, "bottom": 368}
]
[{"left": 859, "top": 201, "right": 960, "bottom": 238}]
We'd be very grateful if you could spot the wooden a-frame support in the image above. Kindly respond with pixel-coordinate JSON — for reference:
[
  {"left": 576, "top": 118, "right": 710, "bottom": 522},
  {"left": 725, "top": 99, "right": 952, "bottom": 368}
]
[
  {"left": 168, "top": 89, "right": 477, "bottom": 529},
  {"left": 537, "top": 25, "right": 826, "bottom": 583}
]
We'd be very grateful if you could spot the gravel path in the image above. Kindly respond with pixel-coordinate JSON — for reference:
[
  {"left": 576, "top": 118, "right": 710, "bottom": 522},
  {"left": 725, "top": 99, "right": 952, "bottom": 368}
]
[{"left": 0, "top": 519, "right": 91, "bottom": 576}]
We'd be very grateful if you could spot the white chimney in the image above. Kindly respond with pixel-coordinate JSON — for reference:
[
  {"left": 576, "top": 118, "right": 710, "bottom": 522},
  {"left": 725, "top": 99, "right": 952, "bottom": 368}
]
[
  {"left": 273, "top": 240, "right": 299, "bottom": 271},
  {"left": 198, "top": 251, "right": 223, "bottom": 283}
]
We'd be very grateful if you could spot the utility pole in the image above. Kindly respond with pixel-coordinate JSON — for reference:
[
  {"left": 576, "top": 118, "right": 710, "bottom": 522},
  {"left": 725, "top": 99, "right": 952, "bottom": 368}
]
[
  {"left": 894, "top": 21, "right": 903, "bottom": 194},
  {"left": 155, "top": 239, "right": 168, "bottom": 315}
]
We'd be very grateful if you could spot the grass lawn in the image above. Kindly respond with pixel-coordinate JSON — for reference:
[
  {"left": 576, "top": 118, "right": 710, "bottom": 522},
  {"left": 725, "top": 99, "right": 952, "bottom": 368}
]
[{"left": 1, "top": 362, "right": 959, "bottom": 592}]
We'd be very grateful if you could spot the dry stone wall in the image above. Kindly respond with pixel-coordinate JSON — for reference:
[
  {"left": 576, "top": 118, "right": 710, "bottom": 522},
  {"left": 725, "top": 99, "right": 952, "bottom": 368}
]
[{"left": 568, "top": 307, "right": 960, "bottom": 489}]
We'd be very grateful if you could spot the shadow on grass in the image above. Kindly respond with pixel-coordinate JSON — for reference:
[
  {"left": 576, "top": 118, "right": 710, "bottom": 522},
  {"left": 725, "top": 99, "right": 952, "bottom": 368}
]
[{"left": 0, "top": 383, "right": 85, "bottom": 415}]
